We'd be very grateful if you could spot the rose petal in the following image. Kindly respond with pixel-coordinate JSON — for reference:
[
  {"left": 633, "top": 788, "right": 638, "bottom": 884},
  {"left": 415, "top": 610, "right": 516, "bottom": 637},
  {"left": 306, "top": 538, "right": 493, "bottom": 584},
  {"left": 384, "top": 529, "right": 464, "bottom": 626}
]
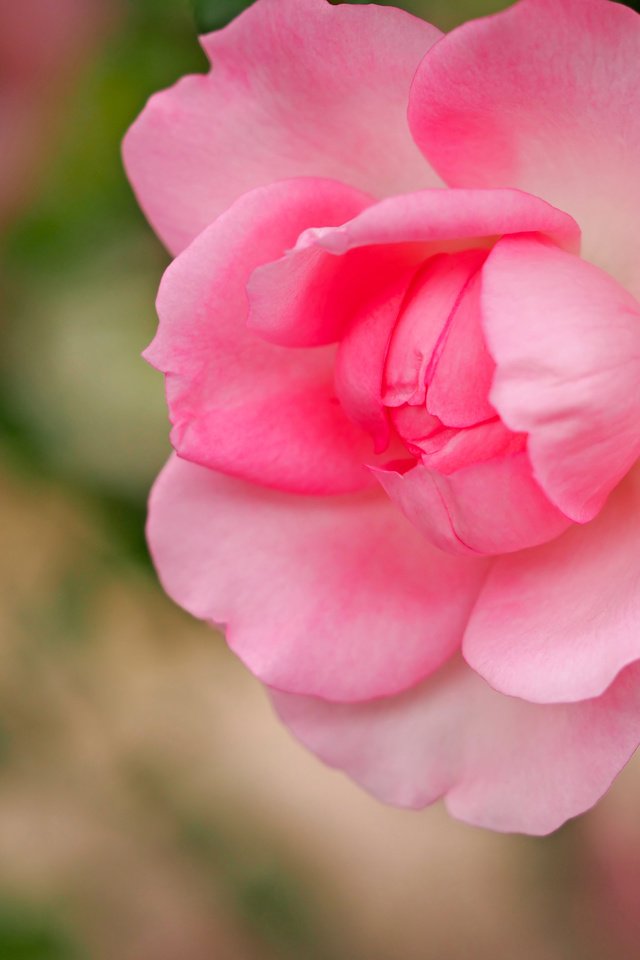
[
  {"left": 247, "top": 239, "right": 412, "bottom": 349},
  {"left": 147, "top": 179, "right": 380, "bottom": 495},
  {"left": 426, "top": 267, "right": 495, "bottom": 427},
  {"left": 148, "top": 455, "right": 488, "bottom": 702},
  {"left": 272, "top": 656, "right": 640, "bottom": 835},
  {"left": 334, "top": 270, "right": 415, "bottom": 453},
  {"left": 302, "top": 188, "right": 579, "bottom": 256},
  {"left": 123, "top": 0, "right": 441, "bottom": 254},
  {"left": 249, "top": 187, "right": 578, "bottom": 353},
  {"left": 464, "top": 469, "right": 640, "bottom": 703},
  {"left": 418, "top": 419, "right": 525, "bottom": 475},
  {"left": 409, "top": 0, "right": 640, "bottom": 293},
  {"left": 482, "top": 235, "right": 640, "bottom": 523},
  {"left": 373, "top": 453, "right": 570, "bottom": 557},
  {"left": 384, "top": 250, "right": 485, "bottom": 408}
]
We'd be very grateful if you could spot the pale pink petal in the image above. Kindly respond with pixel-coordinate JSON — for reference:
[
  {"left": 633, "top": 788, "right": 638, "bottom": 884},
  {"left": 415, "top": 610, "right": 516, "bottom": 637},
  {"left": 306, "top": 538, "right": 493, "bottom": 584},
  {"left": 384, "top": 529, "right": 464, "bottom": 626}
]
[
  {"left": 374, "top": 453, "right": 570, "bottom": 556},
  {"left": 123, "top": 0, "right": 441, "bottom": 254},
  {"left": 146, "top": 179, "right": 379, "bottom": 495},
  {"left": 409, "top": 0, "right": 640, "bottom": 294},
  {"left": 303, "top": 188, "right": 579, "bottom": 256},
  {"left": 272, "top": 657, "right": 640, "bottom": 835},
  {"left": 482, "top": 236, "right": 640, "bottom": 523},
  {"left": 148, "top": 456, "right": 488, "bottom": 701},
  {"left": 464, "top": 470, "right": 640, "bottom": 703}
]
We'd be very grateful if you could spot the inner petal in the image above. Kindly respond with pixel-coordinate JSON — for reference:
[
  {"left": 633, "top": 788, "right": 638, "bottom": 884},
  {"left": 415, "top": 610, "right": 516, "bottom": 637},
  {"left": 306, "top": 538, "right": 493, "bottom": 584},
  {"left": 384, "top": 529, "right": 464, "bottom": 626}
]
[
  {"left": 383, "top": 249, "right": 486, "bottom": 408},
  {"left": 426, "top": 265, "right": 495, "bottom": 427}
]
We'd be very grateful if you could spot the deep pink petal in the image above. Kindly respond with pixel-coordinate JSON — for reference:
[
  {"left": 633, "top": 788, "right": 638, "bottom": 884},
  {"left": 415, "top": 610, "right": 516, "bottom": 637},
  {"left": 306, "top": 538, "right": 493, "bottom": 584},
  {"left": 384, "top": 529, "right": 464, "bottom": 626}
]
[
  {"left": 334, "top": 270, "right": 415, "bottom": 453},
  {"left": 426, "top": 268, "right": 495, "bottom": 427},
  {"left": 388, "top": 405, "right": 442, "bottom": 456},
  {"left": 384, "top": 250, "right": 485, "bottom": 408},
  {"left": 146, "top": 179, "right": 378, "bottom": 495},
  {"left": 148, "top": 456, "right": 488, "bottom": 702},
  {"left": 249, "top": 187, "right": 577, "bottom": 352},
  {"left": 374, "top": 453, "right": 570, "bottom": 556},
  {"left": 247, "top": 239, "right": 415, "bottom": 349},
  {"left": 272, "top": 657, "right": 640, "bottom": 835},
  {"left": 417, "top": 419, "right": 525, "bottom": 476},
  {"left": 464, "top": 470, "right": 640, "bottom": 703},
  {"left": 409, "top": 0, "right": 640, "bottom": 293},
  {"left": 123, "top": 0, "right": 441, "bottom": 254},
  {"left": 482, "top": 236, "right": 640, "bottom": 522}
]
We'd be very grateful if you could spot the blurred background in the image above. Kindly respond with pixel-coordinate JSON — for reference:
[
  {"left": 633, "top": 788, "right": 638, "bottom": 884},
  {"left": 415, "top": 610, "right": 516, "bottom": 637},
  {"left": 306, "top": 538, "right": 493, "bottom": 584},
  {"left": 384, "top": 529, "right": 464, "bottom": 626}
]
[{"left": 2, "top": 0, "right": 640, "bottom": 957}]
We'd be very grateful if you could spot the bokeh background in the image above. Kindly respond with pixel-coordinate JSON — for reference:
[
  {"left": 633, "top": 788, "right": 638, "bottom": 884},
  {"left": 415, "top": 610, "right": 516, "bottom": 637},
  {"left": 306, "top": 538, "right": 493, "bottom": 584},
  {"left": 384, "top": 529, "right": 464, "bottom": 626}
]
[{"left": 2, "top": 1, "right": 640, "bottom": 957}]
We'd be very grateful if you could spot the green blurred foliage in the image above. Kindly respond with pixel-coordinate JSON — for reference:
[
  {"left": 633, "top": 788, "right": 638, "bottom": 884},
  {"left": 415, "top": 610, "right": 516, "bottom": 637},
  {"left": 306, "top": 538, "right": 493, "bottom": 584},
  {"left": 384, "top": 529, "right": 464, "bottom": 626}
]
[
  {"left": 1, "top": 0, "right": 203, "bottom": 569},
  {"left": 191, "top": 0, "right": 253, "bottom": 31},
  {"left": 191, "top": 0, "right": 512, "bottom": 31},
  {"left": 0, "top": 903, "right": 84, "bottom": 960},
  {"left": 6, "top": 0, "right": 203, "bottom": 273}
]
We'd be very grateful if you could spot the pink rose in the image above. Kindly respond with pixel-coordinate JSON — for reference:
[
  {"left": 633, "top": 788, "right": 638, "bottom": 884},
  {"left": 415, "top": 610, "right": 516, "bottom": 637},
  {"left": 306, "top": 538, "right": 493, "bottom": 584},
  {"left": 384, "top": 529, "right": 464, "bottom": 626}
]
[{"left": 124, "top": 0, "right": 640, "bottom": 833}]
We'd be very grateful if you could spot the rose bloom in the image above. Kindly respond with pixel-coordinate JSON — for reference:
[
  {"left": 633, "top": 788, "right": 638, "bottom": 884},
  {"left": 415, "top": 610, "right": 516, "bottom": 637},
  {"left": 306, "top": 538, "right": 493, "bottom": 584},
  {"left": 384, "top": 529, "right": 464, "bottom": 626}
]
[{"left": 124, "top": 0, "right": 640, "bottom": 833}]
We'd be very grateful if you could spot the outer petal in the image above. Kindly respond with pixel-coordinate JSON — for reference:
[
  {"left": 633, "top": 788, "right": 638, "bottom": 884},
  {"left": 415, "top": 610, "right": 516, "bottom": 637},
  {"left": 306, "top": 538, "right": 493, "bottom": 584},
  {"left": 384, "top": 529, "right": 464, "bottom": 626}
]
[
  {"left": 374, "top": 453, "right": 570, "bottom": 557},
  {"left": 272, "top": 657, "right": 640, "bottom": 835},
  {"left": 123, "top": 0, "right": 441, "bottom": 254},
  {"left": 146, "top": 179, "right": 378, "bottom": 496},
  {"left": 482, "top": 236, "right": 640, "bottom": 523},
  {"left": 148, "top": 456, "right": 489, "bottom": 702},
  {"left": 464, "top": 470, "right": 640, "bottom": 704},
  {"left": 409, "top": 0, "right": 640, "bottom": 293}
]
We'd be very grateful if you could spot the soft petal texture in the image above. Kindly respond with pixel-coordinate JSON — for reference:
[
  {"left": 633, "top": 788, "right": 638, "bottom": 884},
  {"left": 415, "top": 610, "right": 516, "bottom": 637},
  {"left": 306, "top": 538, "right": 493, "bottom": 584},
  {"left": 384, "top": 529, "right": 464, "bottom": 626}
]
[
  {"left": 384, "top": 250, "right": 485, "bottom": 408},
  {"left": 426, "top": 268, "right": 495, "bottom": 427},
  {"left": 482, "top": 235, "right": 640, "bottom": 522},
  {"left": 248, "top": 188, "right": 579, "bottom": 354},
  {"left": 247, "top": 237, "right": 410, "bottom": 348},
  {"left": 148, "top": 456, "right": 489, "bottom": 702},
  {"left": 388, "top": 405, "right": 441, "bottom": 455},
  {"left": 374, "top": 453, "right": 570, "bottom": 556},
  {"left": 464, "top": 470, "right": 640, "bottom": 703},
  {"left": 122, "top": 0, "right": 441, "bottom": 254},
  {"left": 302, "top": 188, "right": 580, "bottom": 256},
  {"left": 334, "top": 271, "right": 416, "bottom": 452},
  {"left": 272, "top": 657, "right": 640, "bottom": 834},
  {"left": 409, "top": 0, "right": 640, "bottom": 294},
  {"left": 417, "top": 419, "right": 524, "bottom": 475},
  {"left": 333, "top": 249, "right": 488, "bottom": 456},
  {"left": 147, "top": 179, "right": 380, "bottom": 495}
]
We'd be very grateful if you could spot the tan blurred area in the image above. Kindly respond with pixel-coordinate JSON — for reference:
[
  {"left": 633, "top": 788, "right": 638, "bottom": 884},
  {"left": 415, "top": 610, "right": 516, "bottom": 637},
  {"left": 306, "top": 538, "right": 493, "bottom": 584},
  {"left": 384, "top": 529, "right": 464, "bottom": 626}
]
[
  {"left": 2, "top": 1, "right": 640, "bottom": 958},
  {"left": 5, "top": 465, "right": 640, "bottom": 960}
]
